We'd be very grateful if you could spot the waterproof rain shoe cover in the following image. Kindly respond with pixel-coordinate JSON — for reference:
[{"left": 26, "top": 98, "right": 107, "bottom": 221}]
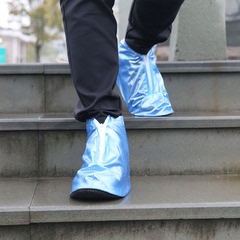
[
  {"left": 117, "top": 39, "right": 174, "bottom": 117},
  {"left": 70, "top": 116, "right": 131, "bottom": 200}
]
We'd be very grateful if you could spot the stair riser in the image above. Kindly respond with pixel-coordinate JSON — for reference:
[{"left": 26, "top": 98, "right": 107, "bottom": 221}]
[
  {"left": 1, "top": 127, "right": 240, "bottom": 177},
  {"left": 0, "top": 74, "right": 76, "bottom": 114},
  {"left": 164, "top": 72, "right": 240, "bottom": 112},
  {"left": 1, "top": 71, "right": 240, "bottom": 114},
  {"left": 2, "top": 219, "right": 240, "bottom": 240}
]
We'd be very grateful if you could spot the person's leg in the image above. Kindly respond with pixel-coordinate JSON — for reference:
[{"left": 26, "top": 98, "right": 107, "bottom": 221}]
[
  {"left": 117, "top": 0, "right": 185, "bottom": 116},
  {"left": 61, "top": 0, "right": 121, "bottom": 123},
  {"left": 126, "top": 0, "right": 185, "bottom": 54},
  {"left": 60, "top": 0, "right": 131, "bottom": 200}
]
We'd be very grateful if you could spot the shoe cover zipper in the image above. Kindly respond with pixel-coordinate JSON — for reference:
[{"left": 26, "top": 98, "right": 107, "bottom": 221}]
[
  {"left": 144, "top": 53, "right": 153, "bottom": 94},
  {"left": 96, "top": 117, "right": 109, "bottom": 163}
]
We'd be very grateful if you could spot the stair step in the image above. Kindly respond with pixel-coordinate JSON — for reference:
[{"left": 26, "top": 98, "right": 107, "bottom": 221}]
[
  {"left": 0, "top": 61, "right": 240, "bottom": 114},
  {"left": 31, "top": 175, "right": 240, "bottom": 223},
  {"left": 1, "top": 61, "right": 240, "bottom": 239},
  {"left": 1, "top": 175, "right": 240, "bottom": 239},
  {"left": 1, "top": 111, "right": 240, "bottom": 131},
  {"left": 1, "top": 112, "right": 240, "bottom": 178}
]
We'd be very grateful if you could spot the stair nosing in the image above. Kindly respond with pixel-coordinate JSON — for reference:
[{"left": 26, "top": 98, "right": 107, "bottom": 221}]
[
  {"left": 1, "top": 113, "right": 240, "bottom": 131},
  {"left": 0, "top": 61, "right": 240, "bottom": 75}
]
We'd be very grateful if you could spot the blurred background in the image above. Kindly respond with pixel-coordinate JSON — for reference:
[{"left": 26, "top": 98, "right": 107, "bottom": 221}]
[{"left": 0, "top": 0, "right": 239, "bottom": 64}]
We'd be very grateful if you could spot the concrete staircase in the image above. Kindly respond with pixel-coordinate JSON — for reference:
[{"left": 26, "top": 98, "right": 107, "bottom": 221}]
[{"left": 1, "top": 61, "right": 240, "bottom": 239}]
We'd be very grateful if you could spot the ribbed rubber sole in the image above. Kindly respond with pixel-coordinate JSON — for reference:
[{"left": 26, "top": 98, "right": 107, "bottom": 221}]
[{"left": 70, "top": 189, "right": 122, "bottom": 201}]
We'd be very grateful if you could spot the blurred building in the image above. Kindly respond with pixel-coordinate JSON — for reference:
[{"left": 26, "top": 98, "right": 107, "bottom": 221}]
[{"left": 0, "top": 27, "right": 32, "bottom": 63}]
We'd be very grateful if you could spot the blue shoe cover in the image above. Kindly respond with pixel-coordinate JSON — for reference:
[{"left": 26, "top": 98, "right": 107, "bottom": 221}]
[
  {"left": 70, "top": 116, "right": 131, "bottom": 199},
  {"left": 117, "top": 39, "right": 174, "bottom": 117}
]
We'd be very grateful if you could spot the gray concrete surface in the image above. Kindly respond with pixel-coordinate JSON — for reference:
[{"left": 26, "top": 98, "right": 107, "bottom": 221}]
[
  {"left": 0, "top": 226, "right": 30, "bottom": 240},
  {"left": 169, "top": 0, "right": 227, "bottom": 61},
  {"left": 30, "top": 175, "right": 240, "bottom": 223},
  {"left": 44, "top": 74, "right": 77, "bottom": 113},
  {"left": 0, "top": 178, "right": 37, "bottom": 225},
  {"left": 30, "top": 219, "right": 240, "bottom": 240},
  {"left": 1, "top": 62, "right": 240, "bottom": 114},
  {"left": 2, "top": 176, "right": 240, "bottom": 225},
  {"left": 38, "top": 130, "right": 85, "bottom": 177},
  {"left": 163, "top": 72, "right": 240, "bottom": 112},
  {"left": 2, "top": 219, "right": 240, "bottom": 240},
  {"left": 1, "top": 113, "right": 240, "bottom": 177},
  {"left": 0, "top": 74, "right": 44, "bottom": 113},
  {"left": 1, "top": 60, "right": 240, "bottom": 239},
  {"left": 117, "top": 0, "right": 131, "bottom": 42},
  {"left": 0, "top": 131, "right": 38, "bottom": 177}
]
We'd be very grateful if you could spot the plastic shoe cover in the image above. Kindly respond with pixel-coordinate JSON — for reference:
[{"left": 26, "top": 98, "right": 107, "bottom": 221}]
[
  {"left": 70, "top": 116, "right": 131, "bottom": 199},
  {"left": 117, "top": 39, "right": 174, "bottom": 117}
]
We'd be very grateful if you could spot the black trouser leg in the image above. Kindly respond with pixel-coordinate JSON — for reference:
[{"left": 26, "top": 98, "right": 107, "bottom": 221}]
[
  {"left": 60, "top": 0, "right": 121, "bottom": 123},
  {"left": 126, "top": 0, "right": 185, "bottom": 54}
]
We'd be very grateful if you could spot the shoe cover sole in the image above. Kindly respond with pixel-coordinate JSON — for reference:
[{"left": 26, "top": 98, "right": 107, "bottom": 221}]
[{"left": 70, "top": 189, "right": 122, "bottom": 200}]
